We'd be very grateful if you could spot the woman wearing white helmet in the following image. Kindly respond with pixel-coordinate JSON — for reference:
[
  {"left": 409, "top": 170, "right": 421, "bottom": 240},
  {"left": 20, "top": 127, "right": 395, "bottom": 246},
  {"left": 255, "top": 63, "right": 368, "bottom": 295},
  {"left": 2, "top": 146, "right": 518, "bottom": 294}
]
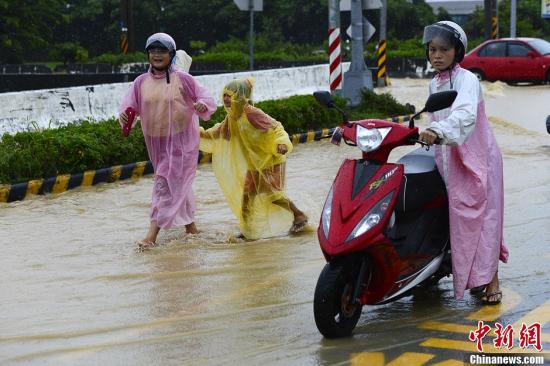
[
  {"left": 119, "top": 32, "right": 217, "bottom": 249},
  {"left": 419, "top": 21, "right": 508, "bottom": 305}
]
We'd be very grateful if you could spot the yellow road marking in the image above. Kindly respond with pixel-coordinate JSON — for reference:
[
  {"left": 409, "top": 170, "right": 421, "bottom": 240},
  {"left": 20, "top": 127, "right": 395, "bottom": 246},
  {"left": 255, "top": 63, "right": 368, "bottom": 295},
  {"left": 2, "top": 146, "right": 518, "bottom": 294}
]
[
  {"left": 387, "top": 352, "right": 434, "bottom": 366},
  {"left": 26, "top": 179, "right": 43, "bottom": 195},
  {"left": 419, "top": 320, "right": 477, "bottom": 335},
  {"left": 420, "top": 338, "right": 544, "bottom": 354},
  {"left": 512, "top": 298, "right": 550, "bottom": 343},
  {"left": 351, "top": 352, "right": 384, "bottom": 366},
  {"left": 467, "top": 287, "right": 521, "bottom": 321},
  {"left": 82, "top": 170, "right": 95, "bottom": 186},
  {"left": 431, "top": 360, "right": 465, "bottom": 366},
  {"left": 0, "top": 185, "right": 9, "bottom": 202},
  {"left": 306, "top": 131, "right": 315, "bottom": 143},
  {"left": 131, "top": 162, "right": 146, "bottom": 179},
  {"left": 110, "top": 165, "right": 122, "bottom": 181},
  {"left": 52, "top": 174, "right": 70, "bottom": 193}
]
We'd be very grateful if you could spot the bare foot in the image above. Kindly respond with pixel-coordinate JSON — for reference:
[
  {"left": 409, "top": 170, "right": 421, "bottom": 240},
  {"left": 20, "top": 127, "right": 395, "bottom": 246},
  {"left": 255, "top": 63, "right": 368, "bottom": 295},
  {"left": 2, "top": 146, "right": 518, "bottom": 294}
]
[
  {"left": 290, "top": 214, "right": 308, "bottom": 233},
  {"left": 481, "top": 272, "right": 502, "bottom": 305},
  {"left": 185, "top": 222, "right": 199, "bottom": 234},
  {"left": 137, "top": 239, "right": 156, "bottom": 250}
]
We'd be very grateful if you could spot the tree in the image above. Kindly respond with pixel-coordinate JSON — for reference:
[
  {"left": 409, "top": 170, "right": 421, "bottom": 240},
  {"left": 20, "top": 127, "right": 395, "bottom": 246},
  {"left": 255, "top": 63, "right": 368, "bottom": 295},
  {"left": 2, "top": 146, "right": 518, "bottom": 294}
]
[
  {"left": 386, "top": 0, "right": 437, "bottom": 40},
  {"left": 465, "top": 0, "right": 550, "bottom": 41},
  {"left": 0, "top": 0, "right": 66, "bottom": 63}
]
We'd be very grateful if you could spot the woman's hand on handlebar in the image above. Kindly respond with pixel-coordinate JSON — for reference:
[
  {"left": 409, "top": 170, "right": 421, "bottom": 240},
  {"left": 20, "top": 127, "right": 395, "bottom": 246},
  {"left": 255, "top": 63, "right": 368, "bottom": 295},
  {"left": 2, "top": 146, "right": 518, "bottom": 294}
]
[{"left": 419, "top": 129, "right": 440, "bottom": 145}]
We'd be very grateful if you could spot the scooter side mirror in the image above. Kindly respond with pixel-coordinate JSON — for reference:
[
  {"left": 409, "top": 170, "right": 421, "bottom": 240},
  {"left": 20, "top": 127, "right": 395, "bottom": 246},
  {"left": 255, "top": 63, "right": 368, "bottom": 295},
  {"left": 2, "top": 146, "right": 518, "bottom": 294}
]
[
  {"left": 314, "top": 91, "right": 335, "bottom": 108},
  {"left": 314, "top": 90, "right": 350, "bottom": 126},
  {"left": 424, "top": 90, "right": 458, "bottom": 113},
  {"left": 408, "top": 90, "right": 458, "bottom": 129}
]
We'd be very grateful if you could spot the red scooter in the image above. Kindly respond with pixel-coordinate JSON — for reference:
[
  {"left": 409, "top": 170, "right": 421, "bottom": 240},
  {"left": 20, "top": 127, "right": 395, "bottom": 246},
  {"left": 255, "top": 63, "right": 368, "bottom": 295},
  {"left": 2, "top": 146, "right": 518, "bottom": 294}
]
[{"left": 312, "top": 90, "right": 457, "bottom": 338}]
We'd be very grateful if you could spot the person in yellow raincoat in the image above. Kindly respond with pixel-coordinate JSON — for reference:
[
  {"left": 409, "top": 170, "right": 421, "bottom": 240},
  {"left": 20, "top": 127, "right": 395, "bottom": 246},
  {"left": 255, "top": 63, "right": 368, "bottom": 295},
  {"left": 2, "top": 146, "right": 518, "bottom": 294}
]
[{"left": 200, "top": 77, "right": 307, "bottom": 240}]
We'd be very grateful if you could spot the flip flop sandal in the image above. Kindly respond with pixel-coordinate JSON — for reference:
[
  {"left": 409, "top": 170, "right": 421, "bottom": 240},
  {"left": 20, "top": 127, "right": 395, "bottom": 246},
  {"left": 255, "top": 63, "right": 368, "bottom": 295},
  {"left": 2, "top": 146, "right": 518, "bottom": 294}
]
[{"left": 481, "top": 290, "right": 502, "bottom": 305}]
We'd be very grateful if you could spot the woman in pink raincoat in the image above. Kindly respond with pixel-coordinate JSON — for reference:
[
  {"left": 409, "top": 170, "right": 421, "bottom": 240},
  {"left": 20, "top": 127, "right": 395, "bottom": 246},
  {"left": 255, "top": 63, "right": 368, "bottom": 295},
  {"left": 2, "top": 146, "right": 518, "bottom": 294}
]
[
  {"left": 119, "top": 33, "right": 216, "bottom": 249},
  {"left": 419, "top": 21, "right": 509, "bottom": 304}
]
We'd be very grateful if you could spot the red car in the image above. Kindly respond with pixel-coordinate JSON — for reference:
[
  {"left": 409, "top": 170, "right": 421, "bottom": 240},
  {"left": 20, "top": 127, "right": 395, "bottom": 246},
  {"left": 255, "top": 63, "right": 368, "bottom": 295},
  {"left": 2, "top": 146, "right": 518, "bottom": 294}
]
[{"left": 460, "top": 37, "right": 550, "bottom": 83}]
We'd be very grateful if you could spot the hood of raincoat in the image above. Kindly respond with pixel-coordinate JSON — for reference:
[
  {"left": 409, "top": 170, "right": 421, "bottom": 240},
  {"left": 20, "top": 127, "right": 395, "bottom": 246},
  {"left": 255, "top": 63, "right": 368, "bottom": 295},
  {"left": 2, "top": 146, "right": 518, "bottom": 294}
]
[{"left": 222, "top": 77, "right": 254, "bottom": 116}]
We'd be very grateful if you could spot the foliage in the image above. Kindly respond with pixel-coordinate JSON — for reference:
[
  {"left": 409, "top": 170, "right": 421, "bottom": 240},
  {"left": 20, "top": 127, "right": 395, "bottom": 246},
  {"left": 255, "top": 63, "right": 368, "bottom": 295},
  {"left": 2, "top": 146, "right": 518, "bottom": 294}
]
[
  {"left": 0, "top": 119, "right": 148, "bottom": 184},
  {"left": 0, "top": 92, "right": 411, "bottom": 184},
  {"left": 465, "top": 0, "right": 550, "bottom": 40},
  {"left": 49, "top": 42, "right": 89, "bottom": 65},
  {"left": 92, "top": 51, "right": 147, "bottom": 65},
  {"left": 3, "top": 0, "right": 550, "bottom": 64},
  {"left": 0, "top": 0, "right": 66, "bottom": 63}
]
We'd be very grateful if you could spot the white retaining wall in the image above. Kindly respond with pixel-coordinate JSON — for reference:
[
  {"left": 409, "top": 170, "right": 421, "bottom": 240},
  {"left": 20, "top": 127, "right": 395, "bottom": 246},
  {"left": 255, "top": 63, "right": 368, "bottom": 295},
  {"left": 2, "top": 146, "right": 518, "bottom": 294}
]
[{"left": 0, "top": 63, "right": 351, "bottom": 135}]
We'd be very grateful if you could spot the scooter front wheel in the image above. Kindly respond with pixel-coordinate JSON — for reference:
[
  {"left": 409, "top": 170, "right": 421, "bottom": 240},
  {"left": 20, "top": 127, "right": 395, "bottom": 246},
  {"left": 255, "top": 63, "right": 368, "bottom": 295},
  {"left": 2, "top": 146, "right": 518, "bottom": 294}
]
[{"left": 313, "top": 261, "right": 363, "bottom": 338}]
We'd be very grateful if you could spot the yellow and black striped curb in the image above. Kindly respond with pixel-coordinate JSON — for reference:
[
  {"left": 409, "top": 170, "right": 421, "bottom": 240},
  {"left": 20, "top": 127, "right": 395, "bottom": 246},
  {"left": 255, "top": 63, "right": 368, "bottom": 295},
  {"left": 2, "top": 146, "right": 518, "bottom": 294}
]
[{"left": 0, "top": 114, "right": 413, "bottom": 203}]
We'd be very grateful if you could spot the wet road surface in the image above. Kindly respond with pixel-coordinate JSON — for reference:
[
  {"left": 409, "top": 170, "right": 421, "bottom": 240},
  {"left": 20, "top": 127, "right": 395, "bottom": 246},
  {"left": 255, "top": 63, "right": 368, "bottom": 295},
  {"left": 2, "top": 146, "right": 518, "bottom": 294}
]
[{"left": 1, "top": 79, "right": 549, "bottom": 365}]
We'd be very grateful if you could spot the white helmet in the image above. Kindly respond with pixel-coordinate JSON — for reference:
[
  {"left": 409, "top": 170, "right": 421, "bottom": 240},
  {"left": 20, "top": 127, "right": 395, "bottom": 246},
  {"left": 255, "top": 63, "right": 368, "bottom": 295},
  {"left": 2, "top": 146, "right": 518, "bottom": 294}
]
[{"left": 422, "top": 21, "right": 467, "bottom": 62}]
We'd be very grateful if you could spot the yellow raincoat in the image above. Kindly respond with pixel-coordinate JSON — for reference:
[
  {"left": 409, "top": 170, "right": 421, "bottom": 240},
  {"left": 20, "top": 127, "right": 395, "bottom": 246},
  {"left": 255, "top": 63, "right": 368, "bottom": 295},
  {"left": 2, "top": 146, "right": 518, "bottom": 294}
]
[{"left": 200, "top": 78, "right": 294, "bottom": 239}]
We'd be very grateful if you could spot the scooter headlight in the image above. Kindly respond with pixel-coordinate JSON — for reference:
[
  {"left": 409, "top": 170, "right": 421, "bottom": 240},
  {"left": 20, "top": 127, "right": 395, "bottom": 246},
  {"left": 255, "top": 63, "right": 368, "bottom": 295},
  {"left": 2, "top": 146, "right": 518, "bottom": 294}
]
[
  {"left": 346, "top": 192, "right": 394, "bottom": 242},
  {"left": 322, "top": 186, "right": 334, "bottom": 239},
  {"left": 356, "top": 126, "right": 392, "bottom": 152}
]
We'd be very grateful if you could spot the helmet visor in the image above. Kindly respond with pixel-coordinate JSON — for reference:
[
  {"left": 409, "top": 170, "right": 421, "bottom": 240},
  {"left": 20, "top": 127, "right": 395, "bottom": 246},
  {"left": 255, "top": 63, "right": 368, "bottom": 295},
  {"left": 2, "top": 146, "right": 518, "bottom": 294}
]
[{"left": 422, "top": 24, "right": 461, "bottom": 47}]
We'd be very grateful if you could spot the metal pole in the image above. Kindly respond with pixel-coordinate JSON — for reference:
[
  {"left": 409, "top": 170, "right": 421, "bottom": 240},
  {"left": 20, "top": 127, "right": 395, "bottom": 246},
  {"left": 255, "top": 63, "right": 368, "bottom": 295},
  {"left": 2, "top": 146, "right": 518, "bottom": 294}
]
[
  {"left": 484, "top": 0, "right": 492, "bottom": 39},
  {"left": 510, "top": 0, "right": 516, "bottom": 37},
  {"left": 495, "top": 0, "right": 499, "bottom": 38},
  {"left": 377, "top": 0, "right": 387, "bottom": 87},
  {"left": 343, "top": 0, "right": 373, "bottom": 105},
  {"left": 350, "top": 0, "right": 365, "bottom": 72},
  {"left": 249, "top": 0, "right": 254, "bottom": 70}
]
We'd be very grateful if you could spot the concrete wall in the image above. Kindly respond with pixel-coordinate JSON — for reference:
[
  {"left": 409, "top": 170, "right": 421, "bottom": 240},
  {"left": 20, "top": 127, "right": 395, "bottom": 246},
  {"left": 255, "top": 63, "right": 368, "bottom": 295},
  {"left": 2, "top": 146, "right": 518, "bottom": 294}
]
[{"left": 0, "top": 64, "right": 349, "bottom": 135}]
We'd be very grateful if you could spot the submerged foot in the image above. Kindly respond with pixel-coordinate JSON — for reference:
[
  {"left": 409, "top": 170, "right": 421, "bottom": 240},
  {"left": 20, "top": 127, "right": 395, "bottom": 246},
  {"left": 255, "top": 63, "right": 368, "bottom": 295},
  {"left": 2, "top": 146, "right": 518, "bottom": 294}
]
[
  {"left": 137, "top": 240, "right": 156, "bottom": 251},
  {"left": 290, "top": 215, "right": 308, "bottom": 233},
  {"left": 185, "top": 223, "right": 199, "bottom": 234}
]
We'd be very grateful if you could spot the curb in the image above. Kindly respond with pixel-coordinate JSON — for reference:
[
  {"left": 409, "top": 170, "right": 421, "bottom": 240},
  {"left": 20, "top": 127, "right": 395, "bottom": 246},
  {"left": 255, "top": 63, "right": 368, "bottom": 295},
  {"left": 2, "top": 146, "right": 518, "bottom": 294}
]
[{"left": 0, "top": 114, "right": 412, "bottom": 203}]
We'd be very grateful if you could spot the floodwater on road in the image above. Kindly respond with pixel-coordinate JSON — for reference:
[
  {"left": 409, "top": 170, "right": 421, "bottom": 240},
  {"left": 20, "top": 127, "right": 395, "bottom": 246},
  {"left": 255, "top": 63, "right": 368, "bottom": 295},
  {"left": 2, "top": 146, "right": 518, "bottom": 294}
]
[{"left": 1, "top": 79, "right": 549, "bottom": 365}]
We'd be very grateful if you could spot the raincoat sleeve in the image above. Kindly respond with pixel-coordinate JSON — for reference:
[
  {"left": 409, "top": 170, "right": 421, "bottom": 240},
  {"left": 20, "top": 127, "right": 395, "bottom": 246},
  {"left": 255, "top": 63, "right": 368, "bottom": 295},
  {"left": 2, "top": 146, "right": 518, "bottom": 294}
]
[
  {"left": 270, "top": 122, "right": 293, "bottom": 155},
  {"left": 199, "top": 122, "right": 225, "bottom": 153},
  {"left": 177, "top": 71, "right": 217, "bottom": 122},
  {"left": 118, "top": 75, "right": 145, "bottom": 130},
  {"left": 245, "top": 106, "right": 293, "bottom": 155},
  {"left": 428, "top": 72, "right": 478, "bottom": 146}
]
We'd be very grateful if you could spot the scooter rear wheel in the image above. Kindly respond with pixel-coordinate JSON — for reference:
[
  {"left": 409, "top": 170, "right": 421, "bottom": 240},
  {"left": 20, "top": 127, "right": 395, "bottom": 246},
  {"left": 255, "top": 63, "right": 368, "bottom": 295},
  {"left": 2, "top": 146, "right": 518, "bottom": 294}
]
[{"left": 313, "top": 261, "right": 363, "bottom": 338}]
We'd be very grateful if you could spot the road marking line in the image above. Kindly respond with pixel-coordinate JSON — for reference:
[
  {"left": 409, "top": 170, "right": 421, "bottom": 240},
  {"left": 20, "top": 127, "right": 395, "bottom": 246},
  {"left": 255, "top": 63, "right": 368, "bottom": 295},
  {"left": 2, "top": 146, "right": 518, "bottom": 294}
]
[
  {"left": 386, "top": 352, "right": 434, "bottom": 366},
  {"left": 467, "top": 287, "right": 521, "bottom": 321},
  {"left": 420, "top": 337, "right": 545, "bottom": 353},
  {"left": 430, "top": 360, "right": 465, "bottom": 366},
  {"left": 351, "top": 352, "right": 384, "bottom": 366},
  {"left": 419, "top": 320, "right": 477, "bottom": 334},
  {"left": 512, "top": 298, "right": 550, "bottom": 343}
]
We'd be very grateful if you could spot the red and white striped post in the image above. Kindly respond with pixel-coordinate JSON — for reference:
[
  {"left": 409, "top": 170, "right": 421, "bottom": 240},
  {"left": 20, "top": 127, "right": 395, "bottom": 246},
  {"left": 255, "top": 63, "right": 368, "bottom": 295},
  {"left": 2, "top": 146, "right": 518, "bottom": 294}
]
[
  {"left": 328, "top": 0, "right": 342, "bottom": 93},
  {"left": 329, "top": 27, "right": 343, "bottom": 92}
]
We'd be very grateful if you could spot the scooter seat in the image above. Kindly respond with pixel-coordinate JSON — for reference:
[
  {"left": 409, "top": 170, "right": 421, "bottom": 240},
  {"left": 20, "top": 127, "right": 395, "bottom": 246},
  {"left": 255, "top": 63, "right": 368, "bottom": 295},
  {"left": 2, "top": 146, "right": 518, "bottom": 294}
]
[{"left": 397, "top": 147, "right": 437, "bottom": 174}]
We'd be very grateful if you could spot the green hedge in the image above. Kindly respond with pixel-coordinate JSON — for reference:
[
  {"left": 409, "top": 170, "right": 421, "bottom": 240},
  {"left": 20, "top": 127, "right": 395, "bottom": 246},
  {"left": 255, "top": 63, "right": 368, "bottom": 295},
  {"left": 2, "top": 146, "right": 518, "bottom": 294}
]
[{"left": 0, "top": 90, "right": 410, "bottom": 185}]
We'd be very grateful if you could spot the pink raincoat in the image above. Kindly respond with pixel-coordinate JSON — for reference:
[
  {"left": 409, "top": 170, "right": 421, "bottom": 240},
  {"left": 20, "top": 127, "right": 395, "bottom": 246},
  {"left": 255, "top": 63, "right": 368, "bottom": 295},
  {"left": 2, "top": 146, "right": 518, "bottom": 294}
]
[
  {"left": 428, "top": 65, "right": 509, "bottom": 299},
  {"left": 120, "top": 65, "right": 216, "bottom": 228}
]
